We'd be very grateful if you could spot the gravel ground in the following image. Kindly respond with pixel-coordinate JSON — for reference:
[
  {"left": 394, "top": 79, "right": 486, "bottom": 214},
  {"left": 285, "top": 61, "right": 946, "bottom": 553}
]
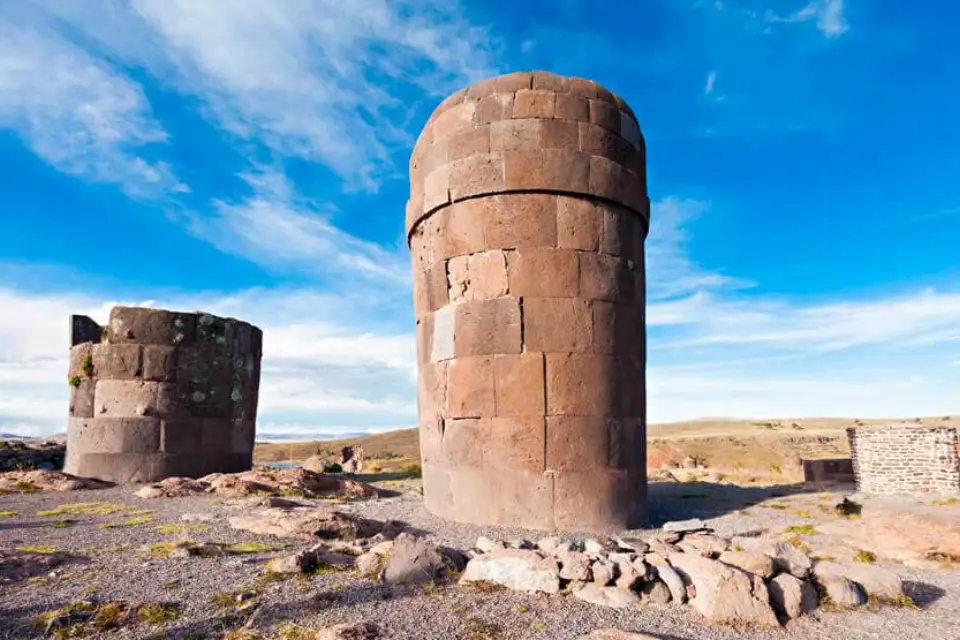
[{"left": 2, "top": 481, "right": 959, "bottom": 640}]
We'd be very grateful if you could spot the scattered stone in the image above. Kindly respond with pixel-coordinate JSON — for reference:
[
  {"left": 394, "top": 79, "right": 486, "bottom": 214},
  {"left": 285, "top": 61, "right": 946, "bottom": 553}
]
[
  {"left": 813, "top": 561, "right": 904, "bottom": 601},
  {"left": 614, "top": 562, "right": 642, "bottom": 591},
  {"left": 731, "top": 537, "right": 812, "bottom": 578},
  {"left": 641, "top": 579, "right": 673, "bottom": 604},
  {"left": 682, "top": 534, "right": 729, "bottom": 558},
  {"left": 266, "top": 544, "right": 354, "bottom": 575},
  {"left": 382, "top": 533, "right": 456, "bottom": 586},
  {"left": 0, "top": 470, "right": 110, "bottom": 492},
  {"left": 228, "top": 508, "right": 387, "bottom": 540},
  {"left": 655, "top": 564, "right": 687, "bottom": 604},
  {"left": 316, "top": 621, "right": 379, "bottom": 640},
  {"left": 662, "top": 518, "right": 707, "bottom": 534},
  {"left": 646, "top": 539, "right": 680, "bottom": 556},
  {"left": 718, "top": 551, "right": 776, "bottom": 579},
  {"left": 614, "top": 537, "right": 649, "bottom": 554},
  {"left": 459, "top": 549, "right": 560, "bottom": 594},
  {"left": 574, "top": 583, "right": 641, "bottom": 609},
  {"left": 767, "top": 573, "right": 818, "bottom": 620},
  {"left": 816, "top": 573, "right": 867, "bottom": 608},
  {"left": 591, "top": 558, "right": 616, "bottom": 586},
  {"left": 537, "top": 537, "right": 562, "bottom": 554},
  {"left": 301, "top": 455, "right": 331, "bottom": 474},
  {"left": 557, "top": 551, "right": 592, "bottom": 581},
  {"left": 0, "top": 439, "right": 65, "bottom": 471},
  {"left": 668, "top": 553, "right": 779, "bottom": 627},
  {"left": 584, "top": 537, "right": 618, "bottom": 556}
]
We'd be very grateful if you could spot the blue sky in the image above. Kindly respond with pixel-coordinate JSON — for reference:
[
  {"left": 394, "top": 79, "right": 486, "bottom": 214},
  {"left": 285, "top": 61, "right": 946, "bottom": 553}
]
[{"left": 1, "top": 0, "right": 958, "bottom": 438}]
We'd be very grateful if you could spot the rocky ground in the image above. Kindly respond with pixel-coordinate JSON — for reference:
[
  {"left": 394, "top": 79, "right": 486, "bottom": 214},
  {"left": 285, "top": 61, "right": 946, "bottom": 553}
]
[{"left": 2, "top": 472, "right": 960, "bottom": 640}]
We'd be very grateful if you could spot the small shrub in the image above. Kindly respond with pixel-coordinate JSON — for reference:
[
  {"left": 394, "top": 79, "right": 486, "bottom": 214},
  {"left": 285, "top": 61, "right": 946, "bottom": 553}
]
[
  {"left": 403, "top": 463, "right": 422, "bottom": 478},
  {"left": 69, "top": 375, "right": 82, "bottom": 388},
  {"left": 930, "top": 497, "right": 960, "bottom": 506},
  {"left": 138, "top": 602, "right": 181, "bottom": 625},
  {"left": 854, "top": 550, "right": 877, "bottom": 564},
  {"left": 13, "top": 481, "right": 40, "bottom": 493},
  {"left": 80, "top": 355, "right": 95, "bottom": 378},
  {"left": 785, "top": 524, "right": 817, "bottom": 535},
  {"left": 53, "top": 518, "right": 77, "bottom": 528},
  {"left": 514, "top": 604, "right": 528, "bottom": 614},
  {"left": 531, "top": 622, "right": 548, "bottom": 633}
]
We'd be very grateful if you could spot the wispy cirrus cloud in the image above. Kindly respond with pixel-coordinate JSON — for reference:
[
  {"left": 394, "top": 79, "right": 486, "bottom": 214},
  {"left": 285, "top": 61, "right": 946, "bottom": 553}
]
[
  {"left": 0, "top": 18, "right": 185, "bottom": 199},
  {"left": 767, "top": 0, "right": 850, "bottom": 39},
  {"left": 30, "top": 0, "right": 500, "bottom": 191}
]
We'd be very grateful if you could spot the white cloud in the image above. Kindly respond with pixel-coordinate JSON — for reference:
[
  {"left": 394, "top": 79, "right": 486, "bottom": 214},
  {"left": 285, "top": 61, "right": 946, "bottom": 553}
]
[
  {"left": 30, "top": 0, "right": 499, "bottom": 191},
  {"left": 190, "top": 168, "right": 409, "bottom": 286},
  {"left": 0, "top": 19, "right": 185, "bottom": 199},
  {"left": 704, "top": 71, "right": 717, "bottom": 95},
  {"left": 767, "top": 0, "right": 849, "bottom": 39}
]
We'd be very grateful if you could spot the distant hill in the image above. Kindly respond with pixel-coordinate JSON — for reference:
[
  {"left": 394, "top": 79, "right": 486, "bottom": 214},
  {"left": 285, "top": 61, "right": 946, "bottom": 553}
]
[{"left": 255, "top": 431, "right": 372, "bottom": 443}]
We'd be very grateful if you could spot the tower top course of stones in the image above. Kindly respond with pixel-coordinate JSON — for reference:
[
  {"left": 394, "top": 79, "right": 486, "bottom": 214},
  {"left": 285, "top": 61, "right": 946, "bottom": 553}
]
[
  {"left": 64, "top": 305, "right": 263, "bottom": 484},
  {"left": 406, "top": 70, "right": 649, "bottom": 532}
]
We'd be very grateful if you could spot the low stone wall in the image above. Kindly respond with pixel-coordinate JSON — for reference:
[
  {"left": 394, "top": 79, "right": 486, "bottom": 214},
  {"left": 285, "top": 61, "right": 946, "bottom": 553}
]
[
  {"left": 64, "top": 306, "right": 263, "bottom": 483},
  {"left": 847, "top": 424, "right": 960, "bottom": 497}
]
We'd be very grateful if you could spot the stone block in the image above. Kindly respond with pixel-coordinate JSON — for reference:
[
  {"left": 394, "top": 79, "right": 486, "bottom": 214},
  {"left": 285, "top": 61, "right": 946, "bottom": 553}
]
[
  {"left": 507, "top": 248, "right": 579, "bottom": 298},
  {"left": 542, "top": 149, "right": 590, "bottom": 192},
  {"left": 494, "top": 353, "right": 545, "bottom": 416},
  {"left": 555, "top": 93, "right": 590, "bottom": 122},
  {"left": 546, "top": 416, "right": 608, "bottom": 472},
  {"left": 422, "top": 463, "right": 454, "bottom": 516},
  {"left": 429, "top": 100, "right": 477, "bottom": 141},
  {"left": 504, "top": 150, "right": 544, "bottom": 190},
  {"left": 94, "top": 379, "right": 161, "bottom": 418},
  {"left": 600, "top": 205, "right": 641, "bottom": 260},
  {"left": 492, "top": 468, "right": 556, "bottom": 529},
  {"left": 430, "top": 306, "right": 456, "bottom": 362},
  {"left": 201, "top": 419, "right": 234, "bottom": 452},
  {"left": 436, "top": 200, "right": 486, "bottom": 260},
  {"left": 554, "top": 469, "right": 645, "bottom": 531},
  {"left": 465, "top": 77, "right": 498, "bottom": 100},
  {"left": 493, "top": 71, "right": 533, "bottom": 93},
  {"left": 442, "top": 418, "right": 487, "bottom": 468},
  {"left": 446, "top": 356, "right": 495, "bottom": 418},
  {"left": 413, "top": 139, "right": 448, "bottom": 182},
  {"left": 68, "top": 417, "right": 162, "bottom": 454},
  {"left": 413, "top": 264, "right": 449, "bottom": 316},
  {"left": 65, "top": 452, "right": 169, "bottom": 483},
  {"left": 513, "top": 90, "right": 556, "bottom": 118},
  {"left": 477, "top": 93, "right": 514, "bottom": 124},
  {"left": 524, "top": 297, "right": 592, "bottom": 352},
  {"left": 417, "top": 361, "right": 448, "bottom": 422},
  {"left": 589, "top": 155, "right": 625, "bottom": 204},
  {"left": 580, "top": 253, "right": 634, "bottom": 303},
  {"left": 620, "top": 111, "right": 642, "bottom": 149},
  {"left": 107, "top": 306, "right": 196, "bottom": 345},
  {"left": 143, "top": 345, "right": 178, "bottom": 382},
  {"left": 591, "top": 301, "right": 642, "bottom": 356},
  {"left": 68, "top": 343, "right": 95, "bottom": 379},
  {"left": 532, "top": 71, "right": 568, "bottom": 92},
  {"left": 580, "top": 123, "right": 620, "bottom": 160},
  {"left": 491, "top": 119, "right": 541, "bottom": 152},
  {"left": 419, "top": 416, "right": 444, "bottom": 466},
  {"left": 160, "top": 419, "right": 204, "bottom": 454},
  {"left": 447, "top": 252, "right": 508, "bottom": 302},
  {"left": 567, "top": 77, "right": 599, "bottom": 99},
  {"left": 453, "top": 298, "right": 522, "bottom": 357},
  {"left": 91, "top": 343, "right": 142, "bottom": 379},
  {"left": 231, "top": 419, "right": 256, "bottom": 454},
  {"left": 557, "top": 197, "right": 602, "bottom": 251},
  {"left": 589, "top": 99, "right": 621, "bottom": 133},
  {"left": 71, "top": 315, "right": 102, "bottom": 347},
  {"left": 608, "top": 419, "right": 643, "bottom": 469},
  {"left": 484, "top": 416, "right": 545, "bottom": 473},
  {"left": 422, "top": 163, "right": 452, "bottom": 213},
  {"left": 540, "top": 119, "right": 579, "bottom": 151},
  {"left": 484, "top": 194, "right": 558, "bottom": 250},
  {"left": 448, "top": 152, "right": 505, "bottom": 201},
  {"left": 545, "top": 353, "right": 622, "bottom": 416},
  {"left": 69, "top": 379, "right": 97, "bottom": 418}
]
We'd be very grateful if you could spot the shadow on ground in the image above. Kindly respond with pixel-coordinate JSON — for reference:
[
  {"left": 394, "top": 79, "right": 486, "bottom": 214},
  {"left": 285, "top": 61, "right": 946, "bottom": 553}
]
[{"left": 645, "top": 480, "right": 852, "bottom": 526}]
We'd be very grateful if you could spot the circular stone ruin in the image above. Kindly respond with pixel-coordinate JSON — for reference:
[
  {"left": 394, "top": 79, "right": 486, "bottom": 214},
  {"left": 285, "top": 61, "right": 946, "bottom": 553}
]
[
  {"left": 847, "top": 423, "right": 960, "bottom": 497},
  {"left": 64, "top": 306, "right": 263, "bottom": 483},
  {"left": 407, "top": 71, "right": 649, "bottom": 531}
]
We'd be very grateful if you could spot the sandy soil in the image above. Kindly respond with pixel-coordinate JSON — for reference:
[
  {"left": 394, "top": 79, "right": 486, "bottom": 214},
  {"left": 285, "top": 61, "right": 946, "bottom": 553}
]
[{"left": 2, "top": 478, "right": 960, "bottom": 640}]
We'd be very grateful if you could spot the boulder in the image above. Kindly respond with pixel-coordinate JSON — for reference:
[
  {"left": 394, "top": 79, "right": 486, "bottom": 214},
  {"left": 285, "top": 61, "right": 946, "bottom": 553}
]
[
  {"left": 655, "top": 564, "right": 687, "bottom": 604},
  {"left": 557, "top": 551, "right": 592, "bottom": 581},
  {"left": 266, "top": 544, "right": 354, "bottom": 574},
  {"left": 857, "top": 499, "right": 960, "bottom": 560},
  {"left": 302, "top": 455, "right": 330, "bottom": 473},
  {"left": 767, "top": 573, "right": 817, "bottom": 620},
  {"left": 615, "top": 537, "right": 649, "bottom": 554},
  {"left": 668, "top": 553, "right": 779, "bottom": 627},
  {"left": 718, "top": 551, "right": 776, "bottom": 579},
  {"left": 816, "top": 574, "right": 867, "bottom": 608},
  {"left": 731, "top": 537, "right": 812, "bottom": 578},
  {"left": 641, "top": 579, "right": 672, "bottom": 604},
  {"left": 459, "top": 549, "right": 560, "bottom": 594},
  {"left": 614, "top": 562, "right": 642, "bottom": 591},
  {"left": 537, "top": 537, "right": 562, "bottom": 554},
  {"left": 355, "top": 551, "right": 385, "bottom": 579},
  {"left": 813, "top": 561, "right": 903, "bottom": 601},
  {"left": 574, "top": 583, "right": 641, "bottom": 609},
  {"left": 591, "top": 558, "right": 616, "bottom": 586},
  {"left": 584, "top": 537, "right": 618, "bottom": 555},
  {"left": 382, "top": 533, "right": 451, "bottom": 586},
  {"left": 662, "top": 518, "right": 707, "bottom": 534},
  {"left": 680, "top": 534, "right": 728, "bottom": 558},
  {"left": 137, "top": 467, "right": 390, "bottom": 500}
]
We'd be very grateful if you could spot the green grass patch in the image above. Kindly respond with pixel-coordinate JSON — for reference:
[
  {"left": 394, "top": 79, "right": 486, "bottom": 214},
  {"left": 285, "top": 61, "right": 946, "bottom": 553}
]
[
  {"left": 226, "top": 541, "right": 274, "bottom": 554},
  {"left": 16, "top": 545, "right": 58, "bottom": 554},
  {"left": 99, "top": 516, "right": 155, "bottom": 529},
  {"left": 464, "top": 618, "right": 503, "bottom": 640},
  {"left": 785, "top": 524, "right": 817, "bottom": 535},
  {"left": 13, "top": 481, "right": 40, "bottom": 493},
  {"left": 156, "top": 523, "right": 210, "bottom": 535},
  {"left": 137, "top": 602, "right": 181, "bottom": 625},
  {"left": 38, "top": 502, "right": 128, "bottom": 517},
  {"left": 854, "top": 550, "right": 877, "bottom": 564}
]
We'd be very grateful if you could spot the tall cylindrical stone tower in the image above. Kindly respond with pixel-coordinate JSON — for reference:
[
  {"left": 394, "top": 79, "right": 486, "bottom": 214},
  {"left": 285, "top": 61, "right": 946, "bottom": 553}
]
[
  {"left": 64, "top": 306, "right": 263, "bottom": 484},
  {"left": 407, "top": 71, "right": 649, "bottom": 532}
]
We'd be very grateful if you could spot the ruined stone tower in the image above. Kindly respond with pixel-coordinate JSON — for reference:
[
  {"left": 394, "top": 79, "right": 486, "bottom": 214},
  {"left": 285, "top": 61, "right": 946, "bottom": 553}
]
[
  {"left": 407, "top": 71, "right": 649, "bottom": 531},
  {"left": 64, "top": 306, "right": 263, "bottom": 483}
]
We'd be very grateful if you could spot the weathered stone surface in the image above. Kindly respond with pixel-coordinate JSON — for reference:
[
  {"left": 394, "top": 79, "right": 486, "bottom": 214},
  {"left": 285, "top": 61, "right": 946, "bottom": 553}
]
[
  {"left": 662, "top": 518, "right": 707, "bottom": 534},
  {"left": 641, "top": 579, "right": 673, "bottom": 604},
  {"left": 557, "top": 550, "right": 592, "bottom": 581},
  {"left": 668, "top": 553, "right": 779, "bottom": 627},
  {"left": 767, "top": 573, "right": 818, "bottom": 620},
  {"left": 459, "top": 549, "right": 560, "bottom": 593},
  {"left": 591, "top": 558, "right": 616, "bottom": 586},
  {"left": 229, "top": 508, "right": 387, "bottom": 541},
  {"left": 64, "top": 305, "right": 263, "bottom": 484},
  {"left": 574, "top": 583, "right": 640, "bottom": 609},
  {"left": 266, "top": 544, "right": 354, "bottom": 575},
  {"left": 816, "top": 573, "right": 867, "bottom": 608},
  {"left": 655, "top": 563, "right": 687, "bottom": 604},
  {"left": 813, "top": 561, "right": 903, "bottom": 601},
  {"left": 382, "top": 533, "right": 451, "bottom": 585},
  {"left": 408, "top": 73, "right": 648, "bottom": 531},
  {"left": 848, "top": 424, "right": 960, "bottom": 497},
  {"left": 731, "top": 537, "right": 813, "bottom": 579},
  {"left": 718, "top": 550, "right": 776, "bottom": 579}
]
